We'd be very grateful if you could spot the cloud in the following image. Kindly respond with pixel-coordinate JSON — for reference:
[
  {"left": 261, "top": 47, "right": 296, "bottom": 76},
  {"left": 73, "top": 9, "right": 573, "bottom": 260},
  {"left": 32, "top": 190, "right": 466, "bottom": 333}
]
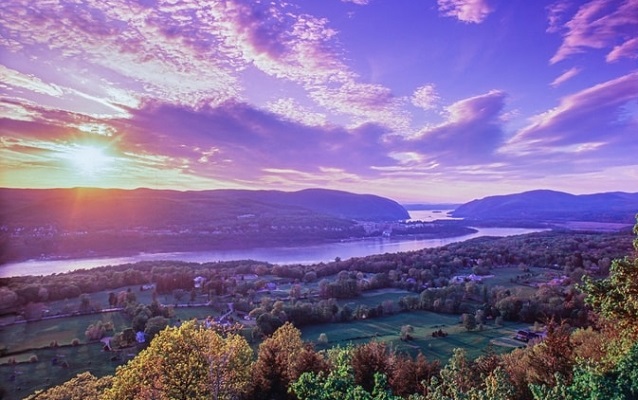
[
  {"left": 0, "top": 0, "right": 240, "bottom": 106},
  {"left": 437, "top": 0, "right": 494, "bottom": 23},
  {"left": 546, "top": 1, "right": 573, "bottom": 33},
  {"left": 265, "top": 98, "right": 327, "bottom": 126},
  {"left": 550, "top": 0, "right": 638, "bottom": 63},
  {"left": 550, "top": 67, "right": 582, "bottom": 87},
  {"left": 0, "top": 65, "right": 64, "bottom": 97},
  {"left": 341, "top": 0, "right": 370, "bottom": 4},
  {"left": 411, "top": 84, "right": 440, "bottom": 110},
  {"left": 403, "top": 90, "right": 507, "bottom": 164},
  {"left": 0, "top": 0, "right": 407, "bottom": 130},
  {"left": 606, "top": 37, "right": 638, "bottom": 62},
  {"left": 506, "top": 71, "right": 638, "bottom": 159},
  {"left": 208, "top": 0, "right": 407, "bottom": 129},
  {"left": 109, "top": 100, "right": 398, "bottom": 182}
]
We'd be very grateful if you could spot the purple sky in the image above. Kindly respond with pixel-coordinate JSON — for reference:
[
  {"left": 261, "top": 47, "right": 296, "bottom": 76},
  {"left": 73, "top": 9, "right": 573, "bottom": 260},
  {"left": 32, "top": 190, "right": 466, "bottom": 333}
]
[{"left": 1, "top": 0, "right": 637, "bottom": 202}]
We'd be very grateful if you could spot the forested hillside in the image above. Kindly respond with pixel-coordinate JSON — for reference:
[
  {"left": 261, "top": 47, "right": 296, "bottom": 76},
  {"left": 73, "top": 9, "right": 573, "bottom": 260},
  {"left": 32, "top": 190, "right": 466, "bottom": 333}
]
[{"left": 453, "top": 190, "right": 638, "bottom": 223}]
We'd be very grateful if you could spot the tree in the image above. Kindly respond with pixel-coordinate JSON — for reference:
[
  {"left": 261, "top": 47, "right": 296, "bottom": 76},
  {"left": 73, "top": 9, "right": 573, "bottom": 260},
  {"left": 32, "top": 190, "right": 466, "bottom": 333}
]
[
  {"left": 24, "top": 372, "right": 112, "bottom": 400},
  {"left": 290, "top": 347, "right": 401, "bottom": 400},
  {"left": 530, "top": 342, "right": 638, "bottom": 400},
  {"left": 143, "top": 316, "right": 169, "bottom": 340},
  {"left": 462, "top": 313, "right": 477, "bottom": 331},
  {"left": 400, "top": 324, "right": 414, "bottom": 341},
  {"left": 389, "top": 352, "right": 440, "bottom": 397},
  {"left": 581, "top": 218, "right": 638, "bottom": 335},
  {"left": 104, "top": 320, "right": 252, "bottom": 400},
  {"left": 251, "top": 322, "right": 327, "bottom": 400},
  {"left": 351, "top": 341, "right": 391, "bottom": 392}
]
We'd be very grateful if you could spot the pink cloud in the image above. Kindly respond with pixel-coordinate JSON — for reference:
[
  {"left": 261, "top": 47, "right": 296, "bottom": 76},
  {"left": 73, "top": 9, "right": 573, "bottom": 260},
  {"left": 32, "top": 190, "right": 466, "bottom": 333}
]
[
  {"left": 404, "top": 90, "right": 507, "bottom": 163},
  {"left": 1, "top": 0, "right": 406, "bottom": 130},
  {"left": 546, "top": 0, "right": 574, "bottom": 33},
  {"left": 341, "top": 0, "right": 370, "bottom": 4},
  {"left": 0, "top": 0, "right": 240, "bottom": 106},
  {"left": 550, "top": 0, "right": 638, "bottom": 63},
  {"left": 437, "top": 0, "right": 494, "bottom": 24},
  {"left": 606, "top": 36, "right": 638, "bottom": 61},
  {"left": 508, "top": 72, "right": 638, "bottom": 152},
  {"left": 550, "top": 67, "right": 582, "bottom": 87},
  {"left": 208, "top": 1, "right": 407, "bottom": 129}
]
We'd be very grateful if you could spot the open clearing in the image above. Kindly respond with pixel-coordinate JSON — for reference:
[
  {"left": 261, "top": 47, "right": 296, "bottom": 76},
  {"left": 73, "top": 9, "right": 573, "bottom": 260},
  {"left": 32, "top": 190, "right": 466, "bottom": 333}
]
[{"left": 301, "top": 311, "right": 529, "bottom": 361}]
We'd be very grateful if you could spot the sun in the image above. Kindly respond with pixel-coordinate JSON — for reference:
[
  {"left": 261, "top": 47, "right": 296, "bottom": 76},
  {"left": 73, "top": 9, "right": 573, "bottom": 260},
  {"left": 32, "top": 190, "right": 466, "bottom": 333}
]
[{"left": 66, "top": 144, "right": 113, "bottom": 176}]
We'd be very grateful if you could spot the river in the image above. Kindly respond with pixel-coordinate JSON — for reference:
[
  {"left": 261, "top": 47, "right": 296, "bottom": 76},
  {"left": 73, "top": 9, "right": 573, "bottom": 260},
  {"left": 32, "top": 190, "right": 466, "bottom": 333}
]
[{"left": 0, "top": 223, "right": 544, "bottom": 278}]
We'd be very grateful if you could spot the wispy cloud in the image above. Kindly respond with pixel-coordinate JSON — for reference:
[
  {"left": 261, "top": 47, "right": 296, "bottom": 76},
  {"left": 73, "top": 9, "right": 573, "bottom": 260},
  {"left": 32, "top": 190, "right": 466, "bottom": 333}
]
[
  {"left": 546, "top": 0, "right": 573, "bottom": 33},
  {"left": 0, "top": 65, "right": 64, "bottom": 97},
  {"left": 207, "top": 0, "right": 407, "bottom": 129},
  {"left": 507, "top": 71, "right": 638, "bottom": 158},
  {"left": 550, "top": 0, "right": 638, "bottom": 63},
  {"left": 109, "top": 100, "right": 398, "bottom": 182},
  {"left": 606, "top": 37, "right": 638, "bottom": 62},
  {"left": 340, "top": 0, "right": 370, "bottom": 4},
  {"left": 437, "top": 0, "right": 494, "bottom": 23},
  {"left": 0, "top": 0, "right": 240, "bottom": 106},
  {"left": 0, "top": 0, "right": 407, "bottom": 129},
  {"left": 265, "top": 98, "right": 327, "bottom": 126},
  {"left": 550, "top": 67, "right": 582, "bottom": 87},
  {"left": 411, "top": 84, "right": 440, "bottom": 110},
  {"left": 404, "top": 90, "right": 507, "bottom": 164}
]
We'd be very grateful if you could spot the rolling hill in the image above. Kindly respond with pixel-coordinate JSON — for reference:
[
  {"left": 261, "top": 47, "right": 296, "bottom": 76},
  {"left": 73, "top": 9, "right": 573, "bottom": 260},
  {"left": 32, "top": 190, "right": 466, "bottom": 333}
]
[
  {"left": 0, "top": 187, "right": 409, "bottom": 230},
  {"left": 452, "top": 190, "right": 638, "bottom": 223}
]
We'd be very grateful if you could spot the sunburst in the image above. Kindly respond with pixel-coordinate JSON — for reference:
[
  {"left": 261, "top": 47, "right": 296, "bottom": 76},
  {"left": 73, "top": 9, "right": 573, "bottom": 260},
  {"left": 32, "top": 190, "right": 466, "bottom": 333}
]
[{"left": 65, "top": 144, "right": 113, "bottom": 176}]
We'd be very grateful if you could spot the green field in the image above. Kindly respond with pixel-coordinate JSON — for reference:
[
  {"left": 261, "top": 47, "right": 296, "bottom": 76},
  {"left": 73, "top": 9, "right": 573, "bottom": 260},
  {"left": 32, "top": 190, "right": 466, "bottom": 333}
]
[
  {"left": 0, "top": 312, "right": 129, "bottom": 354},
  {"left": 301, "top": 311, "right": 529, "bottom": 362},
  {"left": 338, "top": 288, "right": 413, "bottom": 309},
  {"left": 0, "top": 340, "right": 138, "bottom": 398},
  {"left": 0, "top": 312, "right": 137, "bottom": 399}
]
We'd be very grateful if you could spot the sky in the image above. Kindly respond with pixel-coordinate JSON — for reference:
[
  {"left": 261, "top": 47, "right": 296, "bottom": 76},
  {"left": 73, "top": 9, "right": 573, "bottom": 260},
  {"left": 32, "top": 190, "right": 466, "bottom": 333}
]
[{"left": 1, "top": 0, "right": 637, "bottom": 203}]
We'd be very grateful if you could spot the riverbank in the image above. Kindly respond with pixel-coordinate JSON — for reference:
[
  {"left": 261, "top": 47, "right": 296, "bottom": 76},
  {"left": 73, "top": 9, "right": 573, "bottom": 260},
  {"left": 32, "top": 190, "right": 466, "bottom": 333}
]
[{"left": 0, "top": 227, "right": 545, "bottom": 278}]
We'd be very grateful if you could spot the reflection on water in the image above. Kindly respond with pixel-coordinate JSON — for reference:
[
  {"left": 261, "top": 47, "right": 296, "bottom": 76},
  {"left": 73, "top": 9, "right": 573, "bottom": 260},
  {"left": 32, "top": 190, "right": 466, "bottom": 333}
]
[
  {"left": 407, "top": 209, "right": 460, "bottom": 222},
  {"left": 0, "top": 227, "right": 545, "bottom": 277}
]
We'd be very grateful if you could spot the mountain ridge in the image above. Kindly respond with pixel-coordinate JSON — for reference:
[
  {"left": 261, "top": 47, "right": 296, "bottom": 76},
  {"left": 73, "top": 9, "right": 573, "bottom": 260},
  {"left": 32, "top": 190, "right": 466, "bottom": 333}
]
[
  {"left": 0, "top": 187, "right": 410, "bottom": 229},
  {"left": 452, "top": 189, "right": 638, "bottom": 223}
]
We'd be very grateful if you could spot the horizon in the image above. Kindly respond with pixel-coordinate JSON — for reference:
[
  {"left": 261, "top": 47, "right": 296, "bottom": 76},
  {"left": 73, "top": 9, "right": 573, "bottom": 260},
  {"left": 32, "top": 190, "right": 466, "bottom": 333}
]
[
  {"left": 1, "top": 0, "right": 637, "bottom": 203},
  {"left": 2, "top": 185, "right": 637, "bottom": 206}
]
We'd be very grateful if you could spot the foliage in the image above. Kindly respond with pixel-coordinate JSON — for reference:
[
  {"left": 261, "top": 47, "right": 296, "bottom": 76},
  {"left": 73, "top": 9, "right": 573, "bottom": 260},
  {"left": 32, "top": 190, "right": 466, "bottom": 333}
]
[
  {"left": 104, "top": 320, "right": 252, "bottom": 400},
  {"left": 24, "top": 372, "right": 112, "bottom": 400},
  {"left": 581, "top": 220, "right": 638, "bottom": 334},
  {"left": 530, "top": 341, "right": 638, "bottom": 400},
  {"left": 351, "top": 341, "right": 391, "bottom": 392},
  {"left": 251, "top": 322, "right": 328, "bottom": 400},
  {"left": 290, "top": 347, "right": 402, "bottom": 400}
]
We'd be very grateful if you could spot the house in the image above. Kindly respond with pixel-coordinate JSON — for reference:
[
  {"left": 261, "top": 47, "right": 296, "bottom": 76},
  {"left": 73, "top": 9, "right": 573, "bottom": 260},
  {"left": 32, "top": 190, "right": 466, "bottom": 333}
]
[
  {"left": 193, "top": 276, "right": 206, "bottom": 289},
  {"left": 514, "top": 329, "right": 545, "bottom": 343},
  {"left": 450, "top": 274, "right": 485, "bottom": 284}
]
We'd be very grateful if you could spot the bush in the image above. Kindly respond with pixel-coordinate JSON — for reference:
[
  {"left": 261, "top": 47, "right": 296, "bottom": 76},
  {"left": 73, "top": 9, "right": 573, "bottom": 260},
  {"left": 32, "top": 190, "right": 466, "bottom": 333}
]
[
  {"left": 29, "top": 355, "right": 38, "bottom": 363},
  {"left": 85, "top": 321, "right": 106, "bottom": 341},
  {"left": 71, "top": 338, "right": 80, "bottom": 346}
]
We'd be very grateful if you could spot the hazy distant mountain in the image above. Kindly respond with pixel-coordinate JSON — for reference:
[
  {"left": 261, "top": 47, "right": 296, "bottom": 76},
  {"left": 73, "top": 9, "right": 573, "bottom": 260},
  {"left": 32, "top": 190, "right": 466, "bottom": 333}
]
[
  {"left": 453, "top": 190, "right": 638, "bottom": 223},
  {"left": 0, "top": 187, "right": 409, "bottom": 230}
]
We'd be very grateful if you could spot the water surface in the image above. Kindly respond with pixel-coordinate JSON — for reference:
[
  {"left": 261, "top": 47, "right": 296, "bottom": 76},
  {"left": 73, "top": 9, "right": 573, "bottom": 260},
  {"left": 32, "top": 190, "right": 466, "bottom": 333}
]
[{"left": 0, "top": 226, "right": 544, "bottom": 277}]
